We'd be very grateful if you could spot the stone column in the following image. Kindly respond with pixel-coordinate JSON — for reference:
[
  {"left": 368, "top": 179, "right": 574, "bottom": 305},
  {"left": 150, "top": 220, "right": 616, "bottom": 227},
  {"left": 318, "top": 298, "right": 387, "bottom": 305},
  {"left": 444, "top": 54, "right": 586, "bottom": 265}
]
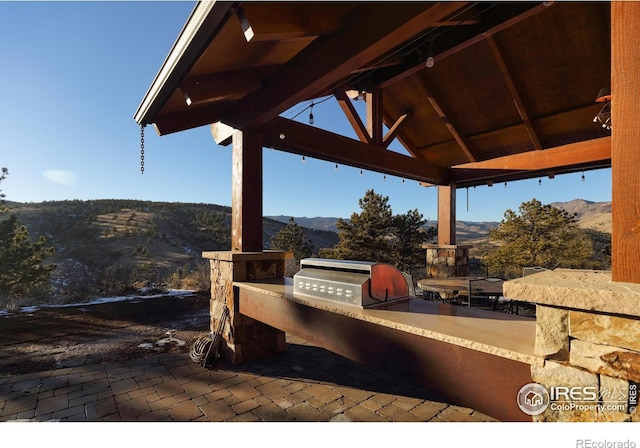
[
  {"left": 504, "top": 269, "right": 640, "bottom": 422},
  {"left": 423, "top": 244, "right": 472, "bottom": 278},
  {"left": 203, "top": 250, "right": 292, "bottom": 365}
]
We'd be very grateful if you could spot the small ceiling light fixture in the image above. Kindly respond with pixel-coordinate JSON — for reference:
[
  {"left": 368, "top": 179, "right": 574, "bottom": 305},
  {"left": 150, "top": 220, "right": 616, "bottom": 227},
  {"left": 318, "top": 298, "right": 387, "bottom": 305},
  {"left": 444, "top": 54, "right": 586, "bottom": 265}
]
[
  {"left": 302, "top": 155, "right": 306, "bottom": 163},
  {"left": 279, "top": 132, "right": 285, "bottom": 140},
  {"left": 582, "top": 171, "right": 586, "bottom": 182},
  {"left": 309, "top": 102, "right": 315, "bottom": 125},
  {"left": 538, "top": 178, "right": 542, "bottom": 186},
  {"left": 335, "top": 163, "right": 339, "bottom": 171},
  {"left": 593, "top": 87, "right": 611, "bottom": 130},
  {"left": 425, "top": 39, "right": 435, "bottom": 68},
  {"left": 183, "top": 90, "right": 192, "bottom": 107}
]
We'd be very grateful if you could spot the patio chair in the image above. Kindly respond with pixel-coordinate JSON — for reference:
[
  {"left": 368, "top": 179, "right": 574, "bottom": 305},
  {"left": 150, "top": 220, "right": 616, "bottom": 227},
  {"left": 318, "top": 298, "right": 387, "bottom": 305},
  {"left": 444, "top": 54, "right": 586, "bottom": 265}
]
[
  {"left": 465, "top": 277, "right": 505, "bottom": 309},
  {"left": 522, "top": 266, "right": 547, "bottom": 277}
]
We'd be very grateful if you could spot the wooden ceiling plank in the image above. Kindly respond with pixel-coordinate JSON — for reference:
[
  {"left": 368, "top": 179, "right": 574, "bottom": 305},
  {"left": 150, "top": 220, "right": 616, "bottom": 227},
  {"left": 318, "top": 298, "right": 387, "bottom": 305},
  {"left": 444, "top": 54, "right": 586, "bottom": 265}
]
[
  {"left": 224, "top": 2, "right": 470, "bottom": 130},
  {"left": 262, "top": 117, "right": 449, "bottom": 185},
  {"left": 485, "top": 35, "right": 543, "bottom": 150},
  {"left": 334, "top": 90, "right": 372, "bottom": 144}
]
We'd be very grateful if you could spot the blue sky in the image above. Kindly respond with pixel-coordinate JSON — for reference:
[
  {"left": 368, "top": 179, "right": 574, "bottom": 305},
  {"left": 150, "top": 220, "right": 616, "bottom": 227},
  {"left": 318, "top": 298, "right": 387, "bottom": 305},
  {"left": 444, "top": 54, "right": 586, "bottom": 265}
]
[{"left": 0, "top": 1, "right": 612, "bottom": 224}]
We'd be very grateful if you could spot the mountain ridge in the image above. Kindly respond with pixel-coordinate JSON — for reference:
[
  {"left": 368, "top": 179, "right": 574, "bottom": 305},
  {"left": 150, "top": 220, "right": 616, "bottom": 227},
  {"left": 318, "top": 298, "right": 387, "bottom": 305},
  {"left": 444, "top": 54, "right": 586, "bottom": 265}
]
[{"left": 267, "top": 198, "right": 612, "bottom": 240}]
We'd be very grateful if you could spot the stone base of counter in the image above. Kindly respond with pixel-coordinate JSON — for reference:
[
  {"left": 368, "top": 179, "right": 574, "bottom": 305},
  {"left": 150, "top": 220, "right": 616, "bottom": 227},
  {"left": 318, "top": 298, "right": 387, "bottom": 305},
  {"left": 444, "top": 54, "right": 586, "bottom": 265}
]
[
  {"left": 203, "top": 251, "right": 292, "bottom": 365},
  {"left": 504, "top": 269, "right": 640, "bottom": 422}
]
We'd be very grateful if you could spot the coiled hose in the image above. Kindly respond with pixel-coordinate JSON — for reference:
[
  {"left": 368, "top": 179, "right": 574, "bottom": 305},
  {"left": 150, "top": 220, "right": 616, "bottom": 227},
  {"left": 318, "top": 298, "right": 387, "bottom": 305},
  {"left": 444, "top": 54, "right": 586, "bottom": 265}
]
[{"left": 190, "top": 305, "right": 229, "bottom": 367}]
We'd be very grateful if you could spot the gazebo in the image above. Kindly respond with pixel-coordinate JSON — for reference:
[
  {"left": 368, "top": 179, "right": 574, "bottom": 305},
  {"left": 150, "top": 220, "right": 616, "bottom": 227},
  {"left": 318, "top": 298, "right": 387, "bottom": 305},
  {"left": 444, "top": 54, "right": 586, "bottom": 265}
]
[{"left": 135, "top": 2, "right": 639, "bottom": 422}]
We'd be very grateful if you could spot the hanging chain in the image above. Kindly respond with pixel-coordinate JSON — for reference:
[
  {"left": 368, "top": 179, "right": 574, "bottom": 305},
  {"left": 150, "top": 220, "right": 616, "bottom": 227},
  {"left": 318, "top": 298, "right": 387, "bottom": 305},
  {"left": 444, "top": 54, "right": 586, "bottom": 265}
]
[{"left": 140, "top": 125, "right": 145, "bottom": 174}]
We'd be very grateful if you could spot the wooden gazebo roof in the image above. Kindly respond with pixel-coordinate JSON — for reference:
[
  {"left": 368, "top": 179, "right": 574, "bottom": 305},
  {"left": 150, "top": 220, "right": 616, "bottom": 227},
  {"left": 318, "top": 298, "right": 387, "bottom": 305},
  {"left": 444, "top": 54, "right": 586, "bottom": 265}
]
[{"left": 134, "top": 1, "right": 612, "bottom": 188}]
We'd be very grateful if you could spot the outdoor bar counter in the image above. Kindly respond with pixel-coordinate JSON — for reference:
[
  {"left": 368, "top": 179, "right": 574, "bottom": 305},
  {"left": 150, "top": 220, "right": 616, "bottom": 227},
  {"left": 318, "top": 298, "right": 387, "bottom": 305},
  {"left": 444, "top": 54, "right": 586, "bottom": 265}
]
[{"left": 233, "top": 278, "right": 543, "bottom": 422}]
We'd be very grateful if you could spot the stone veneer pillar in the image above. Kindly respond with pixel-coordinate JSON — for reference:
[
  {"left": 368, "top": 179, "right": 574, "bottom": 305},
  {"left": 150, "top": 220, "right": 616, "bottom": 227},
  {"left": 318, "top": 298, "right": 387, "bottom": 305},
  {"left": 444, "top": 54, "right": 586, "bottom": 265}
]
[
  {"left": 504, "top": 269, "right": 640, "bottom": 422},
  {"left": 422, "top": 244, "right": 472, "bottom": 277},
  {"left": 202, "top": 251, "right": 292, "bottom": 365}
]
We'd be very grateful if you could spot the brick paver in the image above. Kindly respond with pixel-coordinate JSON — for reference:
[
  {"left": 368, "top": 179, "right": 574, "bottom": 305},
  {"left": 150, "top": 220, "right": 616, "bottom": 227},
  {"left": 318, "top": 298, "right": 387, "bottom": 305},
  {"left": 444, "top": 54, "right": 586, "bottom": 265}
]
[{"left": 0, "top": 334, "right": 498, "bottom": 422}]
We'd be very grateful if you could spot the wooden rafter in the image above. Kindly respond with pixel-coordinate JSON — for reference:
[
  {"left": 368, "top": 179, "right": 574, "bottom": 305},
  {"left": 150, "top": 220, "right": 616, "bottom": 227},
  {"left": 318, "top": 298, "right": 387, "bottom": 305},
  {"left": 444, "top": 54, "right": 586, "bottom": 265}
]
[
  {"left": 153, "top": 103, "right": 228, "bottom": 135},
  {"left": 419, "top": 75, "right": 477, "bottom": 162},
  {"left": 223, "top": 2, "right": 470, "bottom": 130},
  {"left": 334, "top": 90, "right": 371, "bottom": 144},
  {"left": 366, "top": 91, "right": 383, "bottom": 146},
  {"left": 383, "top": 112, "right": 411, "bottom": 149},
  {"left": 181, "top": 68, "right": 270, "bottom": 106},
  {"left": 261, "top": 117, "right": 449, "bottom": 185},
  {"left": 485, "top": 35, "right": 543, "bottom": 150},
  {"left": 377, "top": 3, "right": 547, "bottom": 90}
]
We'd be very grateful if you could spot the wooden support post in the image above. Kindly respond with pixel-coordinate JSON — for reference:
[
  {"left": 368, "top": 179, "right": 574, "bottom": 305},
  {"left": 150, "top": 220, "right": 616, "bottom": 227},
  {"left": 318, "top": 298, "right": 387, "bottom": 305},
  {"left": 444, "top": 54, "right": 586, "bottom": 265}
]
[
  {"left": 438, "top": 184, "right": 456, "bottom": 245},
  {"left": 366, "top": 90, "right": 383, "bottom": 146},
  {"left": 231, "top": 130, "right": 263, "bottom": 252},
  {"left": 611, "top": 1, "right": 640, "bottom": 283}
]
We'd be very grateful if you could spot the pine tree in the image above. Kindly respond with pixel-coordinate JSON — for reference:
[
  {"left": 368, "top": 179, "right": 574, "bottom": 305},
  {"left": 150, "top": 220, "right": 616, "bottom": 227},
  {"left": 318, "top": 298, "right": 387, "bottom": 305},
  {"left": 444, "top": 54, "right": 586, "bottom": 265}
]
[
  {"left": 391, "top": 208, "right": 435, "bottom": 273},
  {"left": 0, "top": 168, "right": 55, "bottom": 300},
  {"left": 270, "top": 217, "right": 313, "bottom": 261},
  {"left": 320, "top": 189, "right": 433, "bottom": 274},
  {"left": 484, "top": 198, "right": 594, "bottom": 278}
]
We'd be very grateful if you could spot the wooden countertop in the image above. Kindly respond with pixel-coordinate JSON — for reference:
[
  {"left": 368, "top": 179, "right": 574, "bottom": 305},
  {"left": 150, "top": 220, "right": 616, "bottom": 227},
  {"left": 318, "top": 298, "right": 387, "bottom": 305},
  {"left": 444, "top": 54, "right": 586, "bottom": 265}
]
[{"left": 234, "top": 279, "right": 542, "bottom": 366}]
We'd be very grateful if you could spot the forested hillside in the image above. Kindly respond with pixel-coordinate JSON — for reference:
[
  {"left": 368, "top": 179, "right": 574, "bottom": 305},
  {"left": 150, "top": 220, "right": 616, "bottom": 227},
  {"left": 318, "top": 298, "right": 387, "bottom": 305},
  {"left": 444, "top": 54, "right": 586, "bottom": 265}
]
[
  {"left": 3, "top": 198, "right": 610, "bottom": 305},
  {"left": 4, "top": 200, "right": 338, "bottom": 303}
]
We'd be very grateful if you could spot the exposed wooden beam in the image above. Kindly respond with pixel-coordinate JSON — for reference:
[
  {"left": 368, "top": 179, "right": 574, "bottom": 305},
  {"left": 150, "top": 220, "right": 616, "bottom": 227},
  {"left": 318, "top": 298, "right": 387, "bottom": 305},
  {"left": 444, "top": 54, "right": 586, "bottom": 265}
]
[
  {"left": 236, "top": 3, "right": 343, "bottom": 42},
  {"left": 383, "top": 112, "right": 411, "bottom": 149},
  {"left": 611, "top": 1, "right": 640, "bottom": 283},
  {"left": 210, "top": 121, "right": 235, "bottom": 146},
  {"left": 334, "top": 90, "right": 372, "bottom": 144},
  {"left": 223, "top": 2, "right": 470, "bottom": 130},
  {"left": 449, "top": 136, "right": 611, "bottom": 187},
  {"left": 419, "top": 74, "right": 477, "bottom": 162},
  {"left": 262, "top": 117, "right": 449, "bottom": 185},
  {"left": 181, "top": 68, "right": 274, "bottom": 105},
  {"left": 485, "top": 35, "right": 543, "bottom": 150},
  {"left": 153, "top": 103, "right": 228, "bottom": 135},
  {"left": 377, "top": 3, "right": 547, "bottom": 90},
  {"left": 366, "top": 91, "right": 383, "bottom": 146}
]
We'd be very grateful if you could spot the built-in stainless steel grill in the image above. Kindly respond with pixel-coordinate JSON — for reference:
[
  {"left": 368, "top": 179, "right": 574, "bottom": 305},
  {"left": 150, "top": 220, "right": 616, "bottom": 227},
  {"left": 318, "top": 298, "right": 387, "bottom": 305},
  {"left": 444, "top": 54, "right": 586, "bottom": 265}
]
[{"left": 293, "top": 258, "right": 414, "bottom": 308}]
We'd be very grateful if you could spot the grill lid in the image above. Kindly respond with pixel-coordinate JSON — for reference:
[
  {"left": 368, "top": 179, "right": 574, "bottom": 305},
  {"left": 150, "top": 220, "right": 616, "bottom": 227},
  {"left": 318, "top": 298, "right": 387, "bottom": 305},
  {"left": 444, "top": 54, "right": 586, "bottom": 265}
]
[{"left": 293, "top": 258, "right": 413, "bottom": 308}]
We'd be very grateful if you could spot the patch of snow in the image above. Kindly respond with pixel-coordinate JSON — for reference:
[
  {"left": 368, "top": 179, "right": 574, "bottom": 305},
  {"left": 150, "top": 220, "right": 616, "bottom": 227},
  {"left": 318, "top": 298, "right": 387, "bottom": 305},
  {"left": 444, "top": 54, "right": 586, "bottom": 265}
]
[{"left": 4, "top": 289, "right": 197, "bottom": 316}]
